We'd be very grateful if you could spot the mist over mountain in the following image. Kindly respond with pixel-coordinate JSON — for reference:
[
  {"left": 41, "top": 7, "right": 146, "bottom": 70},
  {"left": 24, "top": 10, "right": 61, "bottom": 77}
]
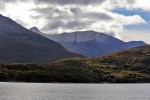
[
  {"left": 30, "top": 27, "right": 146, "bottom": 57},
  {"left": 0, "top": 15, "right": 81, "bottom": 63}
]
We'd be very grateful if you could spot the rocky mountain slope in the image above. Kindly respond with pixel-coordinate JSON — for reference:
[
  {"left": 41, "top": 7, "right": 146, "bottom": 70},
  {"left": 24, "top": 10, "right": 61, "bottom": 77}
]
[
  {"left": 0, "top": 15, "right": 81, "bottom": 63},
  {"left": 30, "top": 28, "right": 146, "bottom": 57}
]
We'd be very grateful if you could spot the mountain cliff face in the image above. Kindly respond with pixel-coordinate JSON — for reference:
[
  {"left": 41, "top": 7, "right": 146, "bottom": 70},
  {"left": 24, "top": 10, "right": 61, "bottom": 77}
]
[
  {"left": 47, "top": 31, "right": 126, "bottom": 57},
  {"left": 30, "top": 29, "right": 146, "bottom": 57},
  {"left": 0, "top": 15, "right": 81, "bottom": 63}
]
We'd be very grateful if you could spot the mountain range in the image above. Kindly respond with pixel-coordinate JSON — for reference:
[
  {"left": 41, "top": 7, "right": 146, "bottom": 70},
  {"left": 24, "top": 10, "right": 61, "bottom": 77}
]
[
  {"left": 0, "top": 14, "right": 149, "bottom": 83},
  {"left": 0, "top": 14, "right": 146, "bottom": 64},
  {"left": 30, "top": 27, "right": 146, "bottom": 57},
  {"left": 0, "top": 14, "right": 81, "bottom": 63}
]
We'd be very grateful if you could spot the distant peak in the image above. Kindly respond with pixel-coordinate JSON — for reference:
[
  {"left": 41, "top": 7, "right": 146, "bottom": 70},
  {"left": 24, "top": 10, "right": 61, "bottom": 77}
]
[
  {"left": 0, "top": 14, "right": 6, "bottom": 18},
  {"left": 128, "top": 41, "right": 146, "bottom": 44},
  {"left": 30, "top": 27, "right": 43, "bottom": 34},
  {"left": 30, "top": 26, "right": 39, "bottom": 30}
]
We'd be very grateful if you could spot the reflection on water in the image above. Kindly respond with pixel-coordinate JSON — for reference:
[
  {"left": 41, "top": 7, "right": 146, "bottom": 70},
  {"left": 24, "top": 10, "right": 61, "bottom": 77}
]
[{"left": 0, "top": 82, "right": 150, "bottom": 100}]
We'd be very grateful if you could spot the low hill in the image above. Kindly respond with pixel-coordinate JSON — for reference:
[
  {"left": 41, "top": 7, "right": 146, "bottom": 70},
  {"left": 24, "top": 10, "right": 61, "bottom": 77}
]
[
  {"left": 0, "top": 45, "right": 150, "bottom": 83},
  {"left": 97, "top": 45, "right": 150, "bottom": 73}
]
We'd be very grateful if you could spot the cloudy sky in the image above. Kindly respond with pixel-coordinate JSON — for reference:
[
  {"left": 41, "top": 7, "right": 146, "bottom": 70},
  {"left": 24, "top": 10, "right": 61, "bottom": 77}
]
[{"left": 0, "top": 0, "right": 150, "bottom": 43}]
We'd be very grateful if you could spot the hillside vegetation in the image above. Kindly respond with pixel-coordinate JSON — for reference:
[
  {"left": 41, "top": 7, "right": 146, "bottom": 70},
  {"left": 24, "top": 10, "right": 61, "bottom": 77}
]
[{"left": 0, "top": 45, "right": 150, "bottom": 83}]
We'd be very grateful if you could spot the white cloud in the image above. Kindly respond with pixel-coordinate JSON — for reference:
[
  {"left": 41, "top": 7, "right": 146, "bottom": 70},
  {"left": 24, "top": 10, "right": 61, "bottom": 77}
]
[
  {"left": 110, "top": 13, "right": 146, "bottom": 25},
  {"left": 0, "top": 0, "right": 148, "bottom": 41},
  {"left": 135, "top": 0, "right": 150, "bottom": 11},
  {"left": 120, "top": 29, "right": 150, "bottom": 44},
  {"left": 102, "top": 0, "right": 150, "bottom": 11},
  {"left": 29, "top": 5, "right": 146, "bottom": 37}
]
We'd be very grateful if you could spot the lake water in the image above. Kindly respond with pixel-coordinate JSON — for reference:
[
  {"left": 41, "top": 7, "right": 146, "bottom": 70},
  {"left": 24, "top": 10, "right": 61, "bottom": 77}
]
[{"left": 0, "top": 83, "right": 150, "bottom": 100}]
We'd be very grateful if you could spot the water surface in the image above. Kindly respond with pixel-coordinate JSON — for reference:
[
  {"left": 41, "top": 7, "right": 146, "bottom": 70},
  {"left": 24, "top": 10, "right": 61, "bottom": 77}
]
[{"left": 0, "top": 82, "right": 150, "bottom": 100}]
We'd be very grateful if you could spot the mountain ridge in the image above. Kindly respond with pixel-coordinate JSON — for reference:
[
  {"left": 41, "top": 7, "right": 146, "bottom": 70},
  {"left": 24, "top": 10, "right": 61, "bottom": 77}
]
[
  {"left": 30, "top": 27, "right": 146, "bottom": 57},
  {"left": 0, "top": 15, "right": 82, "bottom": 63}
]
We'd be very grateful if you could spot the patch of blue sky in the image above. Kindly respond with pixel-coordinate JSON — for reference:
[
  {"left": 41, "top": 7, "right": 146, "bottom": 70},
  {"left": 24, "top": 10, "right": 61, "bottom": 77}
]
[
  {"left": 112, "top": 8, "right": 150, "bottom": 30},
  {"left": 112, "top": 8, "right": 150, "bottom": 22}
]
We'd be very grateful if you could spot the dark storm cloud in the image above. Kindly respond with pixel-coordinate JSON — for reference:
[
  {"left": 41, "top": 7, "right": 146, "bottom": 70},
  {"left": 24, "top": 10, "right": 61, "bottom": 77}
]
[
  {"left": 37, "top": 7, "right": 94, "bottom": 31},
  {"left": 33, "top": 0, "right": 105, "bottom": 5},
  {"left": 64, "top": 20, "right": 92, "bottom": 29},
  {"left": 71, "top": 9, "right": 113, "bottom": 21},
  {"left": 31, "top": 6, "right": 113, "bottom": 20},
  {"left": 41, "top": 19, "right": 93, "bottom": 31},
  {"left": 84, "top": 12, "right": 113, "bottom": 21},
  {"left": 31, "top": 4, "right": 114, "bottom": 33},
  {"left": 0, "top": 2, "right": 5, "bottom": 10},
  {"left": 31, "top": 7, "right": 69, "bottom": 18},
  {"left": 70, "top": 7, "right": 82, "bottom": 15},
  {"left": 42, "top": 20, "right": 64, "bottom": 30}
]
